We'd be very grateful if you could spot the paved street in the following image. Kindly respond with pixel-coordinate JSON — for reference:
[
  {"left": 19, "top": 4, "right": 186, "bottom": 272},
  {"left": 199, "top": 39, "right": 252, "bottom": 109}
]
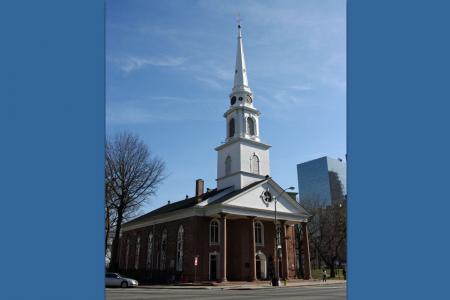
[{"left": 106, "top": 284, "right": 346, "bottom": 300}]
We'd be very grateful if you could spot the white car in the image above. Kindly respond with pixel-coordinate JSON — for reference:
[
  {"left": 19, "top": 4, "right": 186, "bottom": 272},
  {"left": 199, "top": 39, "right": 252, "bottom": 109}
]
[{"left": 105, "top": 272, "right": 139, "bottom": 288}]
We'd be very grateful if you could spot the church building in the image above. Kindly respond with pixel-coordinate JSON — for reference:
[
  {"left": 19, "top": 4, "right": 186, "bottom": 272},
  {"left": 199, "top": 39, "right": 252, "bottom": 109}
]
[{"left": 118, "top": 24, "right": 312, "bottom": 283}]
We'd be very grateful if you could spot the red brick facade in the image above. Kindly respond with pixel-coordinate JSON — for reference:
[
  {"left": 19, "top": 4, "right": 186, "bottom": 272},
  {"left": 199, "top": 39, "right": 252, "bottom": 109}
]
[{"left": 118, "top": 215, "right": 307, "bottom": 283}]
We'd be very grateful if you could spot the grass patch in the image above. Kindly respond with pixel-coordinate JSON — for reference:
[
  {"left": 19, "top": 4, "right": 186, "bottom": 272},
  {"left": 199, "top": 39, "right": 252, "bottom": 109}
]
[{"left": 311, "top": 268, "right": 346, "bottom": 280}]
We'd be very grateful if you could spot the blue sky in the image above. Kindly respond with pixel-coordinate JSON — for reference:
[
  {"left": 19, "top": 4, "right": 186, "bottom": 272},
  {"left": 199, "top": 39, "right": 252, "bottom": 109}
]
[{"left": 106, "top": 0, "right": 346, "bottom": 213}]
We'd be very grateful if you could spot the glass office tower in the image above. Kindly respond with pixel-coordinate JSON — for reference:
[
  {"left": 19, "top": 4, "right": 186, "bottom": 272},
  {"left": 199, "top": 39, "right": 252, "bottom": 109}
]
[{"left": 297, "top": 156, "right": 346, "bottom": 206}]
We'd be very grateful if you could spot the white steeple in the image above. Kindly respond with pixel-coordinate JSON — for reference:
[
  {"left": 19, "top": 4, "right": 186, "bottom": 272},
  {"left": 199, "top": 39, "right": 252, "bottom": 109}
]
[
  {"left": 215, "top": 23, "right": 271, "bottom": 191},
  {"left": 233, "top": 25, "right": 251, "bottom": 94}
]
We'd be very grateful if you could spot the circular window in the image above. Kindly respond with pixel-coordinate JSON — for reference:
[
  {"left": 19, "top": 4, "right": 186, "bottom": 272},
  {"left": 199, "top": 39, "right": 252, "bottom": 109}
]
[
  {"left": 238, "top": 97, "right": 243, "bottom": 101},
  {"left": 261, "top": 190, "right": 273, "bottom": 206},
  {"left": 230, "top": 96, "right": 236, "bottom": 105}
]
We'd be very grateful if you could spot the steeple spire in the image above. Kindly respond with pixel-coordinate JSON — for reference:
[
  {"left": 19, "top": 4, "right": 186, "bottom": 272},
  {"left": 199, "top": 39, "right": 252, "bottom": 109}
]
[
  {"left": 215, "top": 21, "right": 271, "bottom": 191},
  {"left": 233, "top": 23, "right": 251, "bottom": 93}
]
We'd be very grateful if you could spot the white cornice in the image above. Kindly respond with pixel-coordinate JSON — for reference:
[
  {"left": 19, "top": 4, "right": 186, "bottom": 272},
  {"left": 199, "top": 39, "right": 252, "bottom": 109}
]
[
  {"left": 216, "top": 170, "right": 266, "bottom": 182},
  {"left": 122, "top": 207, "right": 201, "bottom": 232},
  {"left": 204, "top": 204, "right": 307, "bottom": 223},
  {"left": 122, "top": 200, "right": 307, "bottom": 232},
  {"left": 223, "top": 105, "right": 260, "bottom": 117},
  {"left": 215, "top": 137, "right": 271, "bottom": 151},
  {"left": 121, "top": 178, "right": 309, "bottom": 232}
]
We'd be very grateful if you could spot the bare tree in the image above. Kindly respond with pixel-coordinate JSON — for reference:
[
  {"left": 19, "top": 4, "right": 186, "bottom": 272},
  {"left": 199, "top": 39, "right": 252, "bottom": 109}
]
[
  {"left": 105, "top": 174, "right": 116, "bottom": 255},
  {"left": 105, "top": 176, "right": 118, "bottom": 269},
  {"left": 300, "top": 197, "right": 326, "bottom": 269},
  {"left": 302, "top": 201, "right": 346, "bottom": 278},
  {"left": 106, "top": 132, "right": 166, "bottom": 272},
  {"left": 301, "top": 172, "right": 347, "bottom": 278}
]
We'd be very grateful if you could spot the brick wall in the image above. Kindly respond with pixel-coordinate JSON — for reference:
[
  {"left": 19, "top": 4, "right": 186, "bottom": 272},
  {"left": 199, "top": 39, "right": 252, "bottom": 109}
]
[{"left": 118, "top": 216, "right": 299, "bottom": 283}]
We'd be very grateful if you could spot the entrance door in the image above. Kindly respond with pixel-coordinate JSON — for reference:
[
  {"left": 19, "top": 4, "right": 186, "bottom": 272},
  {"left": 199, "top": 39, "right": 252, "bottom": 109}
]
[
  {"left": 256, "top": 258, "right": 262, "bottom": 279},
  {"left": 210, "top": 254, "right": 217, "bottom": 281},
  {"left": 255, "top": 252, "right": 267, "bottom": 280}
]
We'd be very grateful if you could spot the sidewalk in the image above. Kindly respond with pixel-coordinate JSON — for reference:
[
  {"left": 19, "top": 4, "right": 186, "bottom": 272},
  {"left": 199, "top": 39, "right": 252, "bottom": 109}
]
[{"left": 139, "top": 279, "right": 346, "bottom": 290}]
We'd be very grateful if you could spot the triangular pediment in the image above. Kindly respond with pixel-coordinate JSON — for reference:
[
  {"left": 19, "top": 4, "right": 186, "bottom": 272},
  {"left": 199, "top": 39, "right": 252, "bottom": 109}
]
[{"left": 221, "top": 179, "right": 310, "bottom": 218}]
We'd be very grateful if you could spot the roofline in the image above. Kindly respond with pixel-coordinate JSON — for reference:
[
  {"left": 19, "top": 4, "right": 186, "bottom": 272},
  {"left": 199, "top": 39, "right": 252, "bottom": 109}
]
[
  {"left": 122, "top": 206, "right": 201, "bottom": 232},
  {"left": 122, "top": 201, "right": 309, "bottom": 232},
  {"left": 216, "top": 170, "right": 266, "bottom": 182},
  {"left": 206, "top": 205, "right": 309, "bottom": 223},
  {"left": 121, "top": 177, "right": 311, "bottom": 232}
]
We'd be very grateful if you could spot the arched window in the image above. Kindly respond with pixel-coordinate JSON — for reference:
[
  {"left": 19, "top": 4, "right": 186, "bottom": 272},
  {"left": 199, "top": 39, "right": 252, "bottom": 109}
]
[
  {"left": 155, "top": 238, "right": 160, "bottom": 270},
  {"left": 225, "top": 156, "right": 231, "bottom": 176},
  {"left": 251, "top": 154, "right": 260, "bottom": 175},
  {"left": 209, "top": 219, "right": 220, "bottom": 245},
  {"left": 134, "top": 235, "right": 141, "bottom": 270},
  {"left": 247, "top": 117, "right": 255, "bottom": 136},
  {"left": 160, "top": 229, "right": 167, "bottom": 270},
  {"left": 125, "top": 238, "right": 130, "bottom": 270},
  {"left": 228, "top": 118, "right": 235, "bottom": 138},
  {"left": 146, "top": 232, "right": 153, "bottom": 270},
  {"left": 176, "top": 225, "right": 184, "bottom": 272},
  {"left": 254, "top": 221, "right": 264, "bottom": 245}
]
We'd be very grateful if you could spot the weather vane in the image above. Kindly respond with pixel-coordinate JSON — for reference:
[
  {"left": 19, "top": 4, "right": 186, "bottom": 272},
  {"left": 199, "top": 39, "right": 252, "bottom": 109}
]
[{"left": 236, "top": 12, "right": 242, "bottom": 28}]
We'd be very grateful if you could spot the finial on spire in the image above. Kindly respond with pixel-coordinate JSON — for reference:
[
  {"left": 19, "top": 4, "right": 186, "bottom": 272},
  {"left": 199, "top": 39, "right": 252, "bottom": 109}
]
[
  {"left": 232, "top": 13, "right": 250, "bottom": 93},
  {"left": 236, "top": 12, "right": 242, "bottom": 27},
  {"left": 236, "top": 13, "right": 242, "bottom": 38}
]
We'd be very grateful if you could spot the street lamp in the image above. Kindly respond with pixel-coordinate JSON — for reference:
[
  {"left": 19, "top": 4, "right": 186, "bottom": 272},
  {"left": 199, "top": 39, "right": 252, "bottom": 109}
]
[{"left": 268, "top": 186, "right": 295, "bottom": 286}]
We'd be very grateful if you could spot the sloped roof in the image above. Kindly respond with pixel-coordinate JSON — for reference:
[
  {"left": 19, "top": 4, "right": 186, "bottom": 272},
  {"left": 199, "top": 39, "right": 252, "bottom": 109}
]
[
  {"left": 123, "top": 187, "right": 225, "bottom": 227},
  {"left": 207, "top": 178, "right": 268, "bottom": 205},
  {"left": 123, "top": 178, "right": 268, "bottom": 227},
  {"left": 216, "top": 177, "right": 311, "bottom": 217},
  {"left": 122, "top": 176, "right": 311, "bottom": 230}
]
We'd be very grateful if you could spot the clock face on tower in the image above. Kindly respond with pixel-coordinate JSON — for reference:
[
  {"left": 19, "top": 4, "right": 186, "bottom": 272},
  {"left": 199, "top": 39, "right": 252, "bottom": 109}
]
[{"left": 246, "top": 95, "right": 253, "bottom": 104}]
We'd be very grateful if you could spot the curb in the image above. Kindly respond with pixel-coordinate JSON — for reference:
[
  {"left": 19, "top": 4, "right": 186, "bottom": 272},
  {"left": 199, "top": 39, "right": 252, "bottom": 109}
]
[{"left": 135, "top": 281, "right": 346, "bottom": 290}]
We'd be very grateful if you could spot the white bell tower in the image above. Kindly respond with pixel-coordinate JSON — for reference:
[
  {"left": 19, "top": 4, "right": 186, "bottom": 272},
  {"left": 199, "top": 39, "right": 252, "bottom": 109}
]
[{"left": 216, "top": 24, "right": 271, "bottom": 190}]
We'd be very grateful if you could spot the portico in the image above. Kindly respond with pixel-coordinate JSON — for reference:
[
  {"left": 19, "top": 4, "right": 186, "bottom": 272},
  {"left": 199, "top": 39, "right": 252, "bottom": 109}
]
[
  {"left": 204, "top": 212, "right": 311, "bottom": 282},
  {"left": 199, "top": 177, "right": 311, "bottom": 282}
]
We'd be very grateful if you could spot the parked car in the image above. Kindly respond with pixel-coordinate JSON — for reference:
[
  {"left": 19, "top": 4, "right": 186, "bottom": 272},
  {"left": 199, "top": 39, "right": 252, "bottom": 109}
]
[{"left": 105, "top": 272, "right": 139, "bottom": 288}]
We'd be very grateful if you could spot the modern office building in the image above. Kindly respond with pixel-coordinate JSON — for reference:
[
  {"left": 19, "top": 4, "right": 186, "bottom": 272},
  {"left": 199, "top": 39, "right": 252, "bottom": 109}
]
[{"left": 297, "top": 156, "right": 346, "bottom": 206}]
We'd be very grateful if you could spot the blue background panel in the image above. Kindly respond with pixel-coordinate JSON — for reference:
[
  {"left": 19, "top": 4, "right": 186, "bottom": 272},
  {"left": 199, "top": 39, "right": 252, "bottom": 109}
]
[
  {"left": 1, "top": 0, "right": 450, "bottom": 299},
  {"left": 0, "top": 1, "right": 104, "bottom": 299},
  {"left": 348, "top": 1, "right": 450, "bottom": 299}
]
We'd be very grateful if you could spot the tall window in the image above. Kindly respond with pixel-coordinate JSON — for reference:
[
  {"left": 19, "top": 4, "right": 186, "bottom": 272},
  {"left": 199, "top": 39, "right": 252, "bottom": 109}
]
[
  {"left": 247, "top": 117, "right": 255, "bottom": 135},
  {"left": 160, "top": 229, "right": 167, "bottom": 270},
  {"left": 134, "top": 236, "right": 141, "bottom": 270},
  {"left": 228, "top": 118, "right": 235, "bottom": 138},
  {"left": 251, "top": 154, "right": 260, "bottom": 174},
  {"left": 225, "top": 156, "right": 231, "bottom": 176},
  {"left": 255, "top": 221, "right": 264, "bottom": 245},
  {"left": 146, "top": 232, "right": 153, "bottom": 270},
  {"left": 155, "top": 238, "right": 160, "bottom": 270},
  {"left": 125, "top": 238, "right": 130, "bottom": 270},
  {"left": 210, "top": 219, "right": 219, "bottom": 245},
  {"left": 176, "top": 225, "right": 184, "bottom": 272}
]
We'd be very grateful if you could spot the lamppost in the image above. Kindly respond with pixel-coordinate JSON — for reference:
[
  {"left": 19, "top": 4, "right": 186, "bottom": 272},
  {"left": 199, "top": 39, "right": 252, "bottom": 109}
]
[{"left": 268, "top": 186, "right": 295, "bottom": 286}]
